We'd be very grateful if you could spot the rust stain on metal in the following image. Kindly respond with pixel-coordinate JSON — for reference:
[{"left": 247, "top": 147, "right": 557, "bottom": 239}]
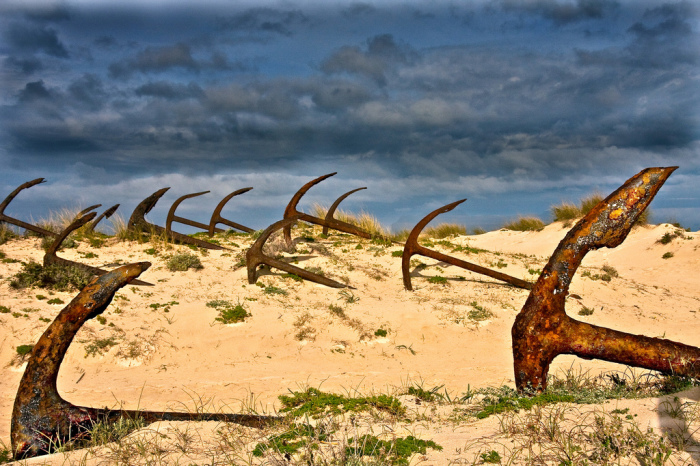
[
  {"left": 128, "top": 188, "right": 228, "bottom": 250},
  {"left": 44, "top": 212, "right": 153, "bottom": 286},
  {"left": 0, "top": 178, "right": 57, "bottom": 237},
  {"left": 283, "top": 173, "right": 371, "bottom": 246},
  {"left": 401, "top": 200, "right": 533, "bottom": 291},
  {"left": 247, "top": 216, "right": 347, "bottom": 288},
  {"left": 208, "top": 187, "right": 254, "bottom": 235},
  {"left": 511, "top": 166, "right": 700, "bottom": 393},
  {"left": 11, "top": 263, "right": 275, "bottom": 460}
]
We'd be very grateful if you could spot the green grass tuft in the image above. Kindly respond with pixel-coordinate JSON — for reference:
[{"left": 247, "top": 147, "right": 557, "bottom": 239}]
[{"left": 10, "top": 261, "right": 93, "bottom": 291}]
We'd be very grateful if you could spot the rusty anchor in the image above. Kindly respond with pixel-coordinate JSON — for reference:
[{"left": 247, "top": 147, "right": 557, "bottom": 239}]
[
  {"left": 321, "top": 187, "right": 368, "bottom": 237},
  {"left": 166, "top": 189, "right": 254, "bottom": 239},
  {"left": 283, "top": 173, "right": 371, "bottom": 246},
  {"left": 208, "top": 187, "right": 254, "bottom": 235},
  {"left": 11, "top": 262, "right": 275, "bottom": 460},
  {"left": 247, "top": 216, "right": 348, "bottom": 288},
  {"left": 401, "top": 200, "right": 533, "bottom": 291},
  {"left": 85, "top": 203, "right": 119, "bottom": 233},
  {"left": 511, "top": 166, "right": 700, "bottom": 393},
  {"left": 0, "top": 178, "right": 57, "bottom": 237},
  {"left": 128, "top": 188, "right": 227, "bottom": 250},
  {"left": 44, "top": 210, "right": 153, "bottom": 287}
]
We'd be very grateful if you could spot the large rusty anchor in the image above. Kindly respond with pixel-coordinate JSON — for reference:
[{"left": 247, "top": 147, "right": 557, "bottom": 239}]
[
  {"left": 247, "top": 216, "right": 347, "bottom": 288},
  {"left": 512, "top": 166, "right": 700, "bottom": 393},
  {"left": 44, "top": 210, "right": 153, "bottom": 286},
  {"left": 11, "top": 263, "right": 275, "bottom": 460},
  {"left": 208, "top": 187, "right": 254, "bottom": 235},
  {"left": 166, "top": 189, "right": 254, "bottom": 238},
  {"left": 283, "top": 173, "right": 371, "bottom": 247},
  {"left": 321, "top": 187, "right": 368, "bottom": 237},
  {"left": 128, "top": 188, "right": 227, "bottom": 250},
  {"left": 0, "top": 178, "right": 57, "bottom": 237},
  {"left": 402, "top": 200, "right": 532, "bottom": 291}
]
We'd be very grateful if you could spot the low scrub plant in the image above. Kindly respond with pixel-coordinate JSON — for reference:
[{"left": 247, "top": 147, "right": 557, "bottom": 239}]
[
  {"left": 166, "top": 253, "right": 203, "bottom": 271},
  {"left": 207, "top": 299, "right": 250, "bottom": 324},
  {"left": 10, "top": 261, "right": 93, "bottom": 291}
]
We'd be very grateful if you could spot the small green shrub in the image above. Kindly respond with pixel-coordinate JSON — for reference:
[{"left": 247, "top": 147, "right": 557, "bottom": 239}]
[
  {"left": 166, "top": 253, "right": 203, "bottom": 271},
  {"left": 374, "top": 328, "right": 388, "bottom": 337},
  {"left": 480, "top": 450, "right": 502, "bottom": 464},
  {"left": 84, "top": 337, "right": 118, "bottom": 357},
  {"left": 579, "top": 306, "right": 594, "bottom": 316},
  {"left": 468, "top": 302, "right": 494, "bottom": 322},
  {"left": 263, "top": 284, "right": 288, "bottom": 296},
  {"left": 346, "top": 434, "right": 442, "bottom": 465},
  {"left": 47, "top": 298, "right": 64, "bottom": 305},
  {"left": 278, "top": 387, "right": 405, "bottom": 418},
  {"left": 428, "top": 275, "right": 448, "bottom": 285},
  {"left": 391, "top": 250, "right": 403, "bottom": 257},
  {"left": 10, "top": 261, "right": 93, "bottom": 291},
  {"left": 16, "top": 344, "right": 34, "bottom": 356},
  {"left": 0, "top": 305, "right": 10, "bottom": 314},
  {"left": 281, "top": 273, "right": 303, "bottom": 282},
  {"left": 502, "top": 216, "right": 546, "bottom": 231},
  {"left": 207, "top": 299, "right": 250, "bottom": 324},
  {"left": 662, "top": 252, "right": 674, "bottom": 259}
]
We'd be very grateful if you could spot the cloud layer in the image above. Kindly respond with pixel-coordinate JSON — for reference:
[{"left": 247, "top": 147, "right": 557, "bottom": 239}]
[{"left": 1, "top": 0, "right": 698, "bottom": 231}]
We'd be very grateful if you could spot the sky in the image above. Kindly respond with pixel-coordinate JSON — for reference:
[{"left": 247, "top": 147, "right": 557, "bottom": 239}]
[{"left": 1, "top": 0, "right": 699, "bottom": 235}]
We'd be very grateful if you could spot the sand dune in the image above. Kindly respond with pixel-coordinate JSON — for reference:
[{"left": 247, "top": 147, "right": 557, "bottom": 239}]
[{"left": 1, "top": 221, "right": 699, "bottom": 464}]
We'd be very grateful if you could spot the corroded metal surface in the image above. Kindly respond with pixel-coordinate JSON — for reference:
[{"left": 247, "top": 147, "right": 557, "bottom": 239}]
[
  {"left": 44, "top": 212, "right": 153, "bottom": 287},
  {"left": 11, "top": 263, "right": 275, "bottom": 460},
  {"left": 0, "top": 178, "right": 57, "bottom": 237},
  {"left": 85, "top": 203, "right": 120, "bottom": 233},
  {"left": 401, "top": 200, "right": 533, "bottom": 291},
  {"left": 511, "top": 166, "right": 700, "bottom": 393},
  {"left": 165, "top": 191, "right": 216, "bottom": 234},
  {"left": 322, "top": 187, "right": 369, "bottom": 237},
  {"left": 282, "top": 173, "right": 371, "bottom": 246},
  {"left": 247, "top": 216, "right": 347, "bottom": 288},
  {"left": 128, "top": 188, "right": 227, "bottom": 250},
  {"left": 208, "top": 187, "right": 254, "bottom": 235}
]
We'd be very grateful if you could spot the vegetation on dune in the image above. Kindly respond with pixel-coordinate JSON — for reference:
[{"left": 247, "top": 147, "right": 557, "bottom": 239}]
[
  {"left": 502, "top": 216, "right": 546, "bottom": 231},
  {"left": 10, "top": 261, "right": 93, "bottom": 291}
]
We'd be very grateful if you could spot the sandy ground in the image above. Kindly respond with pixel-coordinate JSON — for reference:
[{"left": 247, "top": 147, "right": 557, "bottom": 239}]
[{"left": 1, "top": 220, "right": 699, "bottom": 464}]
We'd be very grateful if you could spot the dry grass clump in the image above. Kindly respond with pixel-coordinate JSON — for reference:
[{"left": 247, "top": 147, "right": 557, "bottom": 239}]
[
  {"left": 422, "top": 223, "right": 467, "bottom": 239},
  {"left": 550, "top": 201, "right": 580, "bottom": 222},
  {"left": 501, "top": 216, "right": 546, "bottom": 231},
  {"left": 311, "top": 203, "right": 387, "bottom": 238}
]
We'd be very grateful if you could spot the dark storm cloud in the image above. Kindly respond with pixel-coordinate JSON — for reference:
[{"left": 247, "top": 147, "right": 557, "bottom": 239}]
[
  {"left": 22, "top": 3, "right": 71, "bottom": 23},
  {"left": 342, "top": 3, "right": 377, "bottom": 17},
  {"left": 135, "top": 81, "right": 204, "bottom": 100},
  {"left": 3, "top": 56, "right": 43, "bottom": 75},
  {"left": 217, "top": 7, "right": 308, "bottom": 36},
  {"left": 18, "top": 80, "right": 53, "bottom": 102},
  {"left": 4, "top": 22, "right": 69, "bottom": 57},
  {"left": 94, "top": 35, "right": 117, "bottom": 49},
  {"left": 68, "top": 74, "right": 107, "bottom": 111},
  {"left": 321, "top": 34, "right": 411, "bottom": 86},
  {"left": 498, "top": 0, "right": 619, "bottom": 25}
]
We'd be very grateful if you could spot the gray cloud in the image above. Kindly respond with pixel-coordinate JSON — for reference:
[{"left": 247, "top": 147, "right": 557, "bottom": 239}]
[
  {"left": 321, "top": 34, "right": 411, "bottom": 85},
  {"left": 3, "top": 56, "right": 43, "bottom": 75},
  {"left": 498, "top": 0, "right": 619, "bottom": 25},
  {"left": 135, "top": 81, "right": 204, "bottom": 100},
  {"left": 217, "top": 7, "right": 308, "bottom": 37},
  {"left": 4, "top": 22, "right": 69, "bottom": 57}
]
